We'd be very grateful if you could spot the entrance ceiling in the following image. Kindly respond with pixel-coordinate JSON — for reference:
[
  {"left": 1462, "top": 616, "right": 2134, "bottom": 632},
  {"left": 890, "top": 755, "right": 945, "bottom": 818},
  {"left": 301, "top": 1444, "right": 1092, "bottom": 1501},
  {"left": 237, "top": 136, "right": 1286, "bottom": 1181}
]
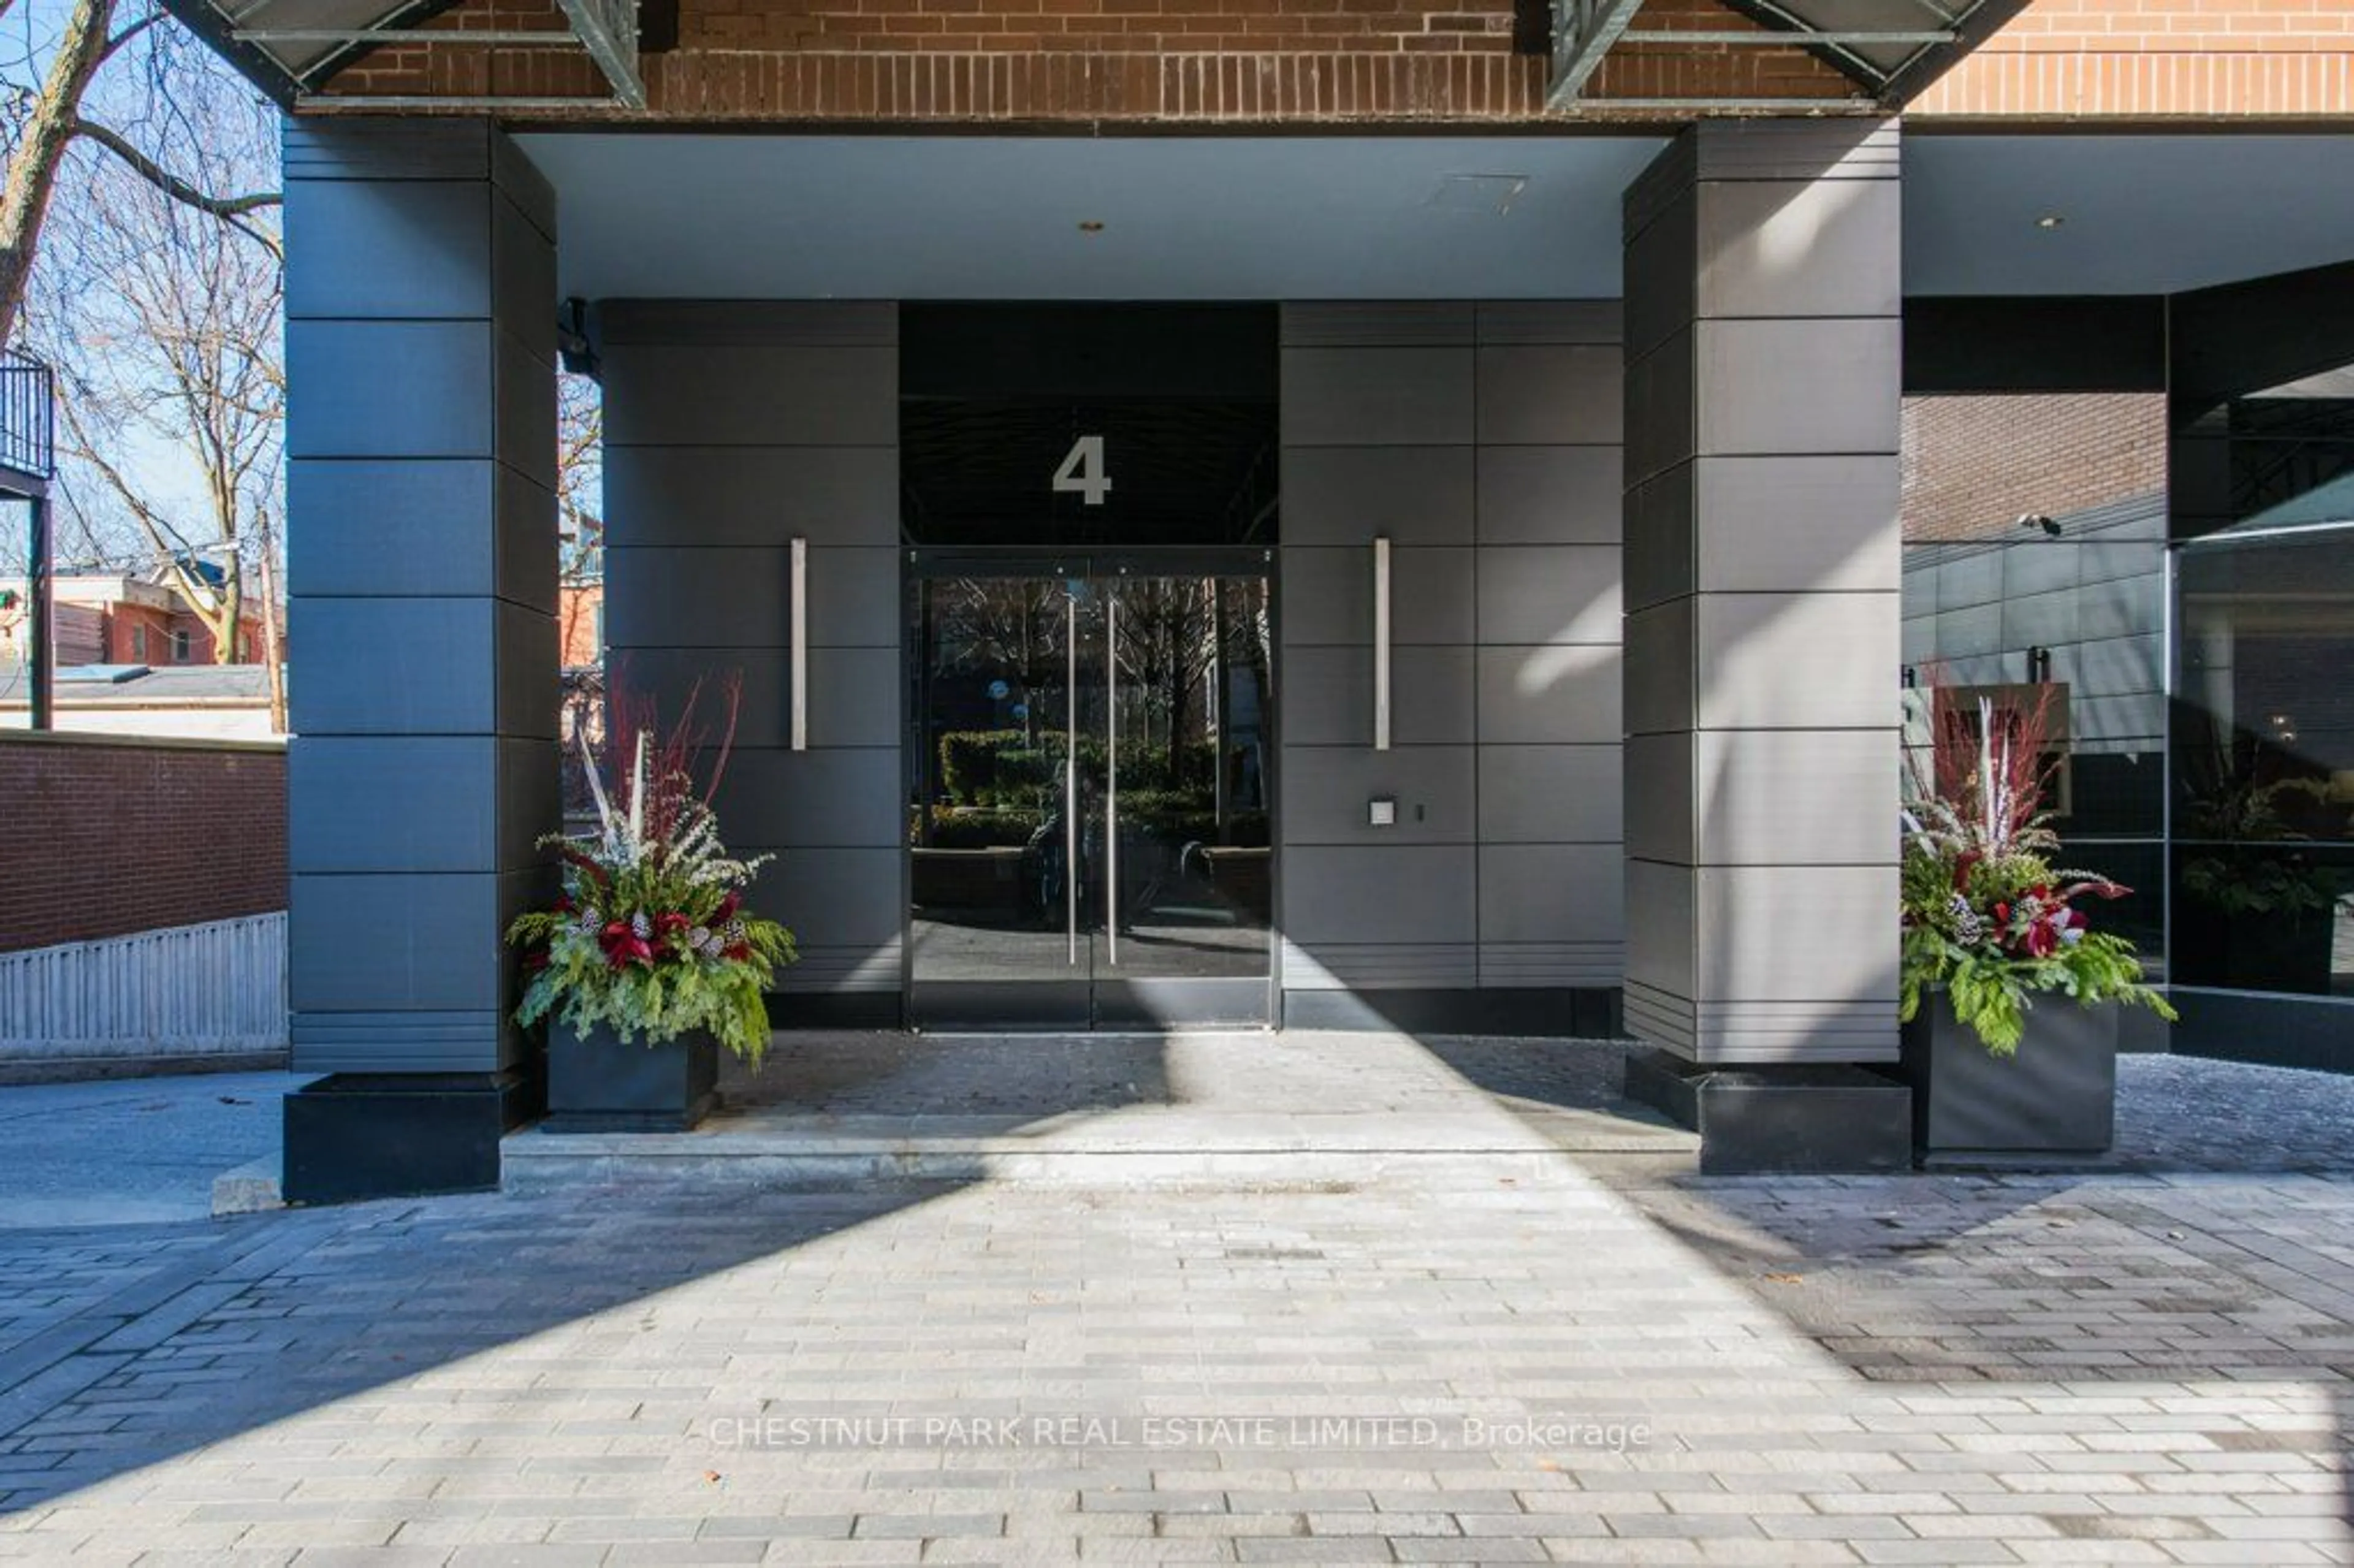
[{"left": 522, "top": 131, "right": 2354, "bottom": 305}]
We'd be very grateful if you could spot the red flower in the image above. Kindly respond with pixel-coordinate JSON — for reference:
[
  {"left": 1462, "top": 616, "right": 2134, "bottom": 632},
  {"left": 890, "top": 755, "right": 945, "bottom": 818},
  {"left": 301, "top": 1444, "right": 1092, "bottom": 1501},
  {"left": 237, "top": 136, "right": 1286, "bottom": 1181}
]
[
  {"left": 1951, "top": 851, "right": 1982, "bottom": 893},
  {"left": 722, "top": 942, "right": 751, "bottom": 962},
  {"left": 2024, "top": 920, "right": 2059, "bottom": 959},
  {"left": 599, "top": 921, "right": 654, "bottom": 969},
  {"left": 712, "top": 892, "right": 741, "bottom": 926},
  {"left": 554, "top": 894, "right": 574, "bottom": 915},
  {"left": 656, "top": 912, "right": 691, "bottom": 938},
  {"left": 522, "top": 947, "right": 550, "bottom": 972}
]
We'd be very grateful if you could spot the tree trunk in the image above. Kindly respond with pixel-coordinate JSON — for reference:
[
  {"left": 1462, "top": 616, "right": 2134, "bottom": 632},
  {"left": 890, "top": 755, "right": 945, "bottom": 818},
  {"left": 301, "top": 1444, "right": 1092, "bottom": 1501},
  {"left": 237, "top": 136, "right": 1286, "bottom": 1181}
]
[
  {"left": 0, "top": 0, "right": 113, "bottom": 344},
  {"left": 257, "top": 525, "right": 286, "bottom": 733}
]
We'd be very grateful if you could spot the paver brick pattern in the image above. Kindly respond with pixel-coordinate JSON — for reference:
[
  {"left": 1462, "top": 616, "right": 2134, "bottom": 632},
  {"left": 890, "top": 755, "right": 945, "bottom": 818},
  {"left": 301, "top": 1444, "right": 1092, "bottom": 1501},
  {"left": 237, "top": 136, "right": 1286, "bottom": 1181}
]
[{"left": 0, "top": 1042, "right": 2350, "bottom": 1564}]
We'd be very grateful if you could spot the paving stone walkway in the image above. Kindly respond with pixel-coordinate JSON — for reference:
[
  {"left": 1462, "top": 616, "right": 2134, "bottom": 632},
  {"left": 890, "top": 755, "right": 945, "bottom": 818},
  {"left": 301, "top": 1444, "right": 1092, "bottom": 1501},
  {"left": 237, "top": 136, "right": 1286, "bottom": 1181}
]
[{"left": 0, "top": 1040, "right": 2350, "bottom": 1564}]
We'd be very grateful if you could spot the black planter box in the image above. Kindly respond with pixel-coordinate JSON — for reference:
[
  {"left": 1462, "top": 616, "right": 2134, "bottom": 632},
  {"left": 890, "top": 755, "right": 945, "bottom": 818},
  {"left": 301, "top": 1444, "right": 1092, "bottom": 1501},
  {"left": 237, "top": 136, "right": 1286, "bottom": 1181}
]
[
  {"left": 543, "top": 1020, "right": 720, "bottom": 1133},
  {"left": 1900, "top": 994, "right": 2117, "bottom": 1160}
]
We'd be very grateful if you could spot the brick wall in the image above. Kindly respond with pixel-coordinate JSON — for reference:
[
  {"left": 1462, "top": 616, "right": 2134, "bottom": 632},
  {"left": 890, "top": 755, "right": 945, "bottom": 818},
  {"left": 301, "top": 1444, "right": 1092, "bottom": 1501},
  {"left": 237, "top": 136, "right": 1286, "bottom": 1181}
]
[
  {"left": 321, "top": 0, "right": 1853, "bottom": 119},
  {"left": 1913, "top": 0, "right": 2354, "bottom": 118},
  {"left": 308, "top": 0, "right": 2354, "bottom": 120},
  {"left": 1901, "top": 392, "right": 2168, "bottom": 542},
  {"left": 0, "top": 733, "right": 287, "bottom": 953}
]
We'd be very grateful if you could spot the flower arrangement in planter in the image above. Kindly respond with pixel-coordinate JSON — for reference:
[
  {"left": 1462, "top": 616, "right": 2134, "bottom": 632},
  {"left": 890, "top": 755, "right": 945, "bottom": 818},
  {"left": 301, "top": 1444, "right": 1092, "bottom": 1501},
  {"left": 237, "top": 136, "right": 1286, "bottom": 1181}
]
[
  {"left": 507, "top": 678, "right": 796, "bottom": 1131},
  {"left": 1899, "top": 683, "right": 2174, "bottom": 1157}
]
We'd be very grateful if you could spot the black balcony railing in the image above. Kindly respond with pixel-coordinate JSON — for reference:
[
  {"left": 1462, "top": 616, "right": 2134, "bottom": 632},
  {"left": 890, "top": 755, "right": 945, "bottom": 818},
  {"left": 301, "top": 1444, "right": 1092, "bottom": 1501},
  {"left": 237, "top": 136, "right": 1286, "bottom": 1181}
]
[{"left": 0, "top": 348, "right": 55, "bottom": 487}]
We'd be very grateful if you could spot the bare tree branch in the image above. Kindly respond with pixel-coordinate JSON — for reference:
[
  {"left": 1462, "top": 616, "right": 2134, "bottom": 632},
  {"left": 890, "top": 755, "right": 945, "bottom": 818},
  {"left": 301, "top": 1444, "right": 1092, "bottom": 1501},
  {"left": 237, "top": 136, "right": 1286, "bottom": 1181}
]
[{"left": 68, "top": 117, "right": 281, "bottom": 255}]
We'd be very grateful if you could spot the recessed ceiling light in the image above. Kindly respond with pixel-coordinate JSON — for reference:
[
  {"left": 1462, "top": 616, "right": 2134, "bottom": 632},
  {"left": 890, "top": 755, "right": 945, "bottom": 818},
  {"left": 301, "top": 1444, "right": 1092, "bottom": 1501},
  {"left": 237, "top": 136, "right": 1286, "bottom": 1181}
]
[
  {"left": 1077, "top": 220, "right": 1105, "bottom": 234},
  {"left": 2035, "top": 213, "right": 2065, "bottom": 230},
  {"left": 1429, "top": 174, "right": 1529, "bottom": 216}
]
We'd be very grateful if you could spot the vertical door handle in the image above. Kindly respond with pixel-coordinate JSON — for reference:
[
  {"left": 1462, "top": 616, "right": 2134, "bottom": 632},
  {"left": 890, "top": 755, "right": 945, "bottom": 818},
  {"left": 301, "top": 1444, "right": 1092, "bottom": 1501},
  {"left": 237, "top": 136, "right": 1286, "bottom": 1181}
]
[
  {"left": 1105, "top": 593, "right": 1119, "bottom": 967},
  {"left": 1373, "top": 536, "right": 1392, "bottom": 752},
  {"left": 1067, "top": 592, "right": 1079, "bottom": 967},
  {"left": 789, "top": 538, "right": 809, "bottom": 752}
]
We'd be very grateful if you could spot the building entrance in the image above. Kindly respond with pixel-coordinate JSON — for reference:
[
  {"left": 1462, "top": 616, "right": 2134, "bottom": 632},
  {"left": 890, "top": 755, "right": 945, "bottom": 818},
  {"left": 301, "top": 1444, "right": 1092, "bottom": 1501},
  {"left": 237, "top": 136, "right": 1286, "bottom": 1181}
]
[
  {"left": 907, "top": 554, "right": 1274, "bottom": 1027},
  {"left": 899, "top": 304, "right": 1280, "bottom": 1028}
]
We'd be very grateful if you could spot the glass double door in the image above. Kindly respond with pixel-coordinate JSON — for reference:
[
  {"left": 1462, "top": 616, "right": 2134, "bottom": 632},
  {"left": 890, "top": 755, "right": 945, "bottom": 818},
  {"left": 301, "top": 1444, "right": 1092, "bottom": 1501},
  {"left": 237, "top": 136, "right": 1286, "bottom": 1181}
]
[{"left": 908, "top": 555, "right": 1274, "bottom": 1028}]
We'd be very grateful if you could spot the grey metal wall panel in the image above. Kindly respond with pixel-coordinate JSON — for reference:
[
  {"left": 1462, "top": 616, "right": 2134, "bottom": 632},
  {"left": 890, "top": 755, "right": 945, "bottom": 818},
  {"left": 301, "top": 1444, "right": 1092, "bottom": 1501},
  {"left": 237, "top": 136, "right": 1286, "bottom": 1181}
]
[
  {"left": 603, "top": 346, "right": 897, "bottom": 447},
  {"left": 618, "top": 645, "right": 897, "bottom": 750},
  {"left": 1623, "top": 858, "right": 1696, "bottom": 1004},
  {"left": 740, "top": 846, "right": 905, "bottom": 948},
  {"left": 1282, "top": 847, "right": 1477, "bottom": 945},
  {"left": 1999, "top": 586, "right": 2082, "bottom": 649},
  {"left": 1279, "top": 447, "right": 1475, "bottom": 546},
  {"left": 1281, "top": 646, "right": 1475, "bottom": 747},
  {"left": 1937, "top": 551, "right": 2003, "bottom": 612},
  {"left": 289, "top": 1010, "right": 508, "bottom": 1074},
  {"left": 1279, "top": 940, "right": 1477, "bottom": 991},
  {"left": 1622, "top": 326, "right": 1694, "bottom": 485},
  {"left": 493, "top": 598, "right": 560, "bottom": 742},
  {"left": 1278, "top": 747, "right": 1476, "bottom": 846},
  {"left": 284, "top": 178, "right": 490, "bottom": 321},
  {"left": 289, "top": 736, "right": 497, "bottom": 874},
  {"left": 495, "top": 465, "right": 560, "bottom": 617},
  {"left": 291, "top": 872, "right": 506, "bottom": 1014},
  {"left": 285, "top": 118, "right": 491, "bottom": 183},
  {"left": 606, "top": 547, "right": 787, "bottom": 649},
  {"left": 603, "top": 447, "right": 901, "bottom": 549},
  {"left": 1280, "top": 303, "right": 1473, "bottom": 348},
  {"left": 1622, "top": 185, "right": 1697, "bottom": 363},
  {"left": 1694, "top": 592, "right": 1899, "bottom": 733},
  {"left": 289, "top": 598, "right": 495, "bottom": 736},
  {"left": 1693, "top": 729, "right": 1894, "bottom": 867},
  {"left": 1279, "top": 547, "right": 1471, "bottom": 647},
  {"left": 1279, "top": 348, "right": 1473, "bottom": 447},
  {"left": 1476, "top": 446, "right": 1621, "bottom": 546},
  {"left": 1474, "top": 346, "right": 1623, "bottom": 446},
  {"left": 286, "top": 321, "right": 491, "bottom": 460},
  {"left": 1695, "top": 318, "right": 1902, "bottom": 458},
  {"left": 708, "top": 748, "right": 903, "bottom": 848},
  {"left": 491, "top": 191, "right": 558, "bottom": 365},
  {"left": 1477, "top": 943, "right": 1624, "bottom": 988},
  {"left": 288, "top": 460, "right": 495, "bottom": 599},
  {"left": 2000, "top": 538, "right": 2079, "bottom": 598},
  {"left": 1696, "top": 177, "right": 1901, "bottom": 322},
  {"left": 1621, "top": 732, "right": 1694, "bottom": 866},
  {"left": 601, "top": 300, "right": 899, "bottom": 348},
  {"left": 1476, "top": 301, "right": 1621, "bottom": 346},
  {"left": 1621, "top": 600, "right": 1694, "bottom": 738},
  {"left": 1476, "top": 644, "right": 1621, "bottom": 745},
  {"left": 1694, "top": 864, "right": 1897, "bottom": 1006},
  {"left": 1693, "top": 456, "right": 1899, "bottom": 596},
  {"left": 1479, "top": 844, "right": 1623, "bottom": 943},
  {"left": 1623, "top": 466, "right": 1694, "bottom": 613},
  {"left": 494, "top": 325, "right": 558, "bottom": 490},
  {"left": 1474, "top": 545, "right": 1621, "bottom": 646},
  {"left": 1477, "top": 744, "right": 1622, "bottom": 845}
]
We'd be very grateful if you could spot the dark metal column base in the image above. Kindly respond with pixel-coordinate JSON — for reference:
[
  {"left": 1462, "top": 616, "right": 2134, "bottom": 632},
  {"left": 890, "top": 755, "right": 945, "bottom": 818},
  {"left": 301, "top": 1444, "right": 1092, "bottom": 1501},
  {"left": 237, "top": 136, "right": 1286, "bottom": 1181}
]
[
  {"left": 283, "top": 1071, "right": 540, "bottom": 1205},
  {"left": 1623, "top": 1048, "right": 1911, "bottom": 1175}
]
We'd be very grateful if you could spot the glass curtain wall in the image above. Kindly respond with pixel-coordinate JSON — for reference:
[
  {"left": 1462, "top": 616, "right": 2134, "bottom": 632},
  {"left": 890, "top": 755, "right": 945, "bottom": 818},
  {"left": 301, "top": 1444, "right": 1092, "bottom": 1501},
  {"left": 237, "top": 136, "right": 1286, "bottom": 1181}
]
[
  {"left": 2171, "top": 362, "right": 2354, "bottom": 999},
  {"left": 1899, "top": 391, "right": 2173, "bottom": 966}
]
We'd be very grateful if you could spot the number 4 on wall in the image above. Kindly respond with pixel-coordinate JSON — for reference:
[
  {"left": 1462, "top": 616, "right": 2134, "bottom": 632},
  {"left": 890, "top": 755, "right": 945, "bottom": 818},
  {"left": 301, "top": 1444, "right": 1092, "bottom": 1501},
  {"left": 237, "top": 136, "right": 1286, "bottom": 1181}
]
[{"left": 1052, "top": 435, "right": 1112, "bottom": 507}]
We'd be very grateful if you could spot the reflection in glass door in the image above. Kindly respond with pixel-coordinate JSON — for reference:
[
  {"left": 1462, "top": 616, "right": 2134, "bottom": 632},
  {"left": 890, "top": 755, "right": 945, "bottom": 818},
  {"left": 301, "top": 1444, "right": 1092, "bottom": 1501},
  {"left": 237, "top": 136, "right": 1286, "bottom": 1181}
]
[{"left": 907, "top": 558, "right": 1274, "bottom": 1029}]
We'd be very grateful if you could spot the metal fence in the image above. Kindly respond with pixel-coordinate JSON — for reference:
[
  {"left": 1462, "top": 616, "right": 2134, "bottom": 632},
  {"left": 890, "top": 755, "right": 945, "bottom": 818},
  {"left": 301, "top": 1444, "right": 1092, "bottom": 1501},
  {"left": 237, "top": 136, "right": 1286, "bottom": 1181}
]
[
  {"left": 0, "top": 912, "right": 288, "bottom": 1062},
  {"left": 0, "top": 348, "right": 54, "bottom": 484}
]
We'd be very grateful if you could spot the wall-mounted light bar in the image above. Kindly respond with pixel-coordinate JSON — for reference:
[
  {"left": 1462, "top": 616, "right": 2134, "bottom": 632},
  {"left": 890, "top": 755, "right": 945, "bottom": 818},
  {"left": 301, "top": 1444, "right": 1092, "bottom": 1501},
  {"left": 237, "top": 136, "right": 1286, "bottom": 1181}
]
[
  {"left": 790, "top": 537, "right": 809, "bottom": 752},
  {"left": 1373, "top": 535, "right": 1392, "bottom": 753}
]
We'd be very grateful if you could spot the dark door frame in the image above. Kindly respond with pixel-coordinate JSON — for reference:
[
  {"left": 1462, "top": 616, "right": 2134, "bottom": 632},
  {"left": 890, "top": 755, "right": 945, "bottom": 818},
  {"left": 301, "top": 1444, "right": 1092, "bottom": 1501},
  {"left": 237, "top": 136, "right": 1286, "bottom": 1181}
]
[{"left": 902, "top": 546, "right": 1280, "bottom": 1031}]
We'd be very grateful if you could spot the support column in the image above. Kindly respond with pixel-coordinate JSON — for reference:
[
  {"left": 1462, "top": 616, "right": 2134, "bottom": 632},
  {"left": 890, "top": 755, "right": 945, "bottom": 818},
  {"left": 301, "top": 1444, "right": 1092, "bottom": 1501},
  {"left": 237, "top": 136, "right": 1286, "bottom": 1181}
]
[
  {"left": 280, "top": 120, "right": 559, "bottom": 1203},
  {"left": 1619, "top": 120, "right": 1909, "bottom": 1167}
]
